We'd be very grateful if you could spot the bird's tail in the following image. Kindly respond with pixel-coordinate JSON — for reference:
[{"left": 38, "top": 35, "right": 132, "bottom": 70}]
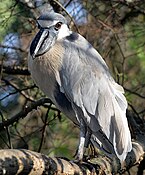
[
  {"left": 110, "top": 82, "right": 132, "bottom": 161},
  {"left": 91, "top": 81, "right": 132, "bottom": 162}
]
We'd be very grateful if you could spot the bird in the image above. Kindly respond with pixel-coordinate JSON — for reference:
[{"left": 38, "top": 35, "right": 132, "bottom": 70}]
[{"left": 28, "top": 12, "right": 132, "bottom": 163}]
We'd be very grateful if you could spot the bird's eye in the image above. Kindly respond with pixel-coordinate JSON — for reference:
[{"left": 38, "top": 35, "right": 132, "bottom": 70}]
[{"left": 54, "top": 22, "right": 62, "bottom": 31}]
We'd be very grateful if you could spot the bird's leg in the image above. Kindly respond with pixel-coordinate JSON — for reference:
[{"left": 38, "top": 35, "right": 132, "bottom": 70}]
[
  {"left": 76, "top": 118, "right": 87, "bottom": 161},
  {"left": 84, "top": 130, "right": 91, "bottom": 148},
  {"left": 83, "top": 129, "right": 92, "bottom": 160}
]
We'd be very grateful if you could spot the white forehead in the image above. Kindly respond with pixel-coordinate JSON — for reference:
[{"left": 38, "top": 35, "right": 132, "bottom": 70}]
[
  {"left": 37, "top": 19, "right": 61, "bottom": 28},
  {"left": 37, "top": 12, "right": 67, "bottom": 28}
]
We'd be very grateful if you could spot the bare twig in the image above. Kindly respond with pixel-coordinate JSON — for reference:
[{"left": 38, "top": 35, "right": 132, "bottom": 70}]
[
  {"left": 0, "top": 98, "right": 52, "bottom": 131},
  {"left": 125, "top": 87, "right": 145, "bottom": 99},
  {"left": 2, "top": 78, "right": 35, "bottom": 101},
  {"left": 0, "top": 83, "right": 36, "bottom": 102},
  {"left": 38, "top": 104, "right": 52, "bottom": 153},
  {"left": 0, "top": 111, "right": 12, "bottom": 149}
]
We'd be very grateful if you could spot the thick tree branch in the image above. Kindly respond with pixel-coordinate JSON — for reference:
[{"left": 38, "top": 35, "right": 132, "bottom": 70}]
[
  {"left": 0, "top": 141, "right": 144, "bottom": 175},
  {"left": 0, "top": 149, "right": 97, "bottom": 175}
]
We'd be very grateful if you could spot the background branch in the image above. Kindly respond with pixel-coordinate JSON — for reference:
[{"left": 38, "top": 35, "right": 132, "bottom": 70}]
[
  {"left": 0, "top": 65, "right": 30, "bottom": 76},
  {"left": 0, "top": 98, "right": 52, "bottom": 131}
]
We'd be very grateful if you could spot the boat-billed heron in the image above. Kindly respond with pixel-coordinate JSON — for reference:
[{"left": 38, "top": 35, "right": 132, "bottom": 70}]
[{"left": 28, "top": 12, "right": 132, "bottom": 162}]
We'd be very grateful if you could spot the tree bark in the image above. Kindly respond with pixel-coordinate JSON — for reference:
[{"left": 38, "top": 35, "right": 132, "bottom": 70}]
[{"left": 0, "top": 141, "right": 144, "bottom": 175}]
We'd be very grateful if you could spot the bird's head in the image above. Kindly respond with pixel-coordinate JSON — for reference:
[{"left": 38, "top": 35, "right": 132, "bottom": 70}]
[{"left": 30, "top": 12, "right": 70, "bottom": 59}]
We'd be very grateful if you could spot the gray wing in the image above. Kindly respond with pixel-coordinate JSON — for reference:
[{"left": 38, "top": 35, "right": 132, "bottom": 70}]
[{"left": 57, "top": 33, "right": 132, "bottom": 161}]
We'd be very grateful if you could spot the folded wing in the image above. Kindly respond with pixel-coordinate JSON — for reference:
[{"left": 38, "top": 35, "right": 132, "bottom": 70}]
[{"left": 57, "top": 33, "right": 132, "bottom": 161}]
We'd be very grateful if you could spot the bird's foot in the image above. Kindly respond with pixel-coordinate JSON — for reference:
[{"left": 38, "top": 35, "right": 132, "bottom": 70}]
[
  {"left": 73, "top": 147, "right": 91, "bottom": 163},
  {"left": 74, "top": 151, "right": 83, "bottom": 163}
]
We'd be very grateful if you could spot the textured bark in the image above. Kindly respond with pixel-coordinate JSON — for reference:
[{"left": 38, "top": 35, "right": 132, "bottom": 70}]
[
  {"left": 0, "top": 141, "right": 144, "bottom": 175},
  {"left": 0, "top": 149, "right": 96, "bottom": 175}
]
